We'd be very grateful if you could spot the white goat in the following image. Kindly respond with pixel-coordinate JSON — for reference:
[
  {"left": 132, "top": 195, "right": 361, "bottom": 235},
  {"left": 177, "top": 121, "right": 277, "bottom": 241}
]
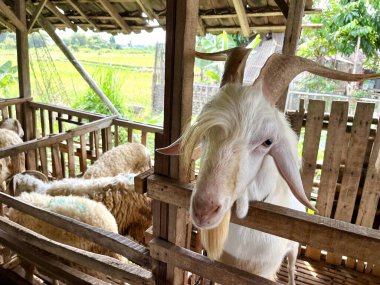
[{"left": 158, "top": 48, "right": 380, "bottom": 283}]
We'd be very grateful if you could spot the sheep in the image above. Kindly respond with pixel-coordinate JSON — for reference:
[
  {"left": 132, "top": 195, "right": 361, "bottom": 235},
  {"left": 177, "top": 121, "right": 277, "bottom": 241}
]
[
  {"left": 0, "top": 118, "right": 24, "bottom": 138},
  {"left": 7, "top": 192, "right": 126, "bottom": 282},
  {"left": 10, "top": 173, "right": 152, "bottom": 244},
  {"left": 158, "top": 47, "right": 380, "bottom": 283},
  {"left": 0, "top": 119, "right": 25, "bottom": 191},
  {"left": 82, "top": 142, "right": 151, "bottom": 179}
]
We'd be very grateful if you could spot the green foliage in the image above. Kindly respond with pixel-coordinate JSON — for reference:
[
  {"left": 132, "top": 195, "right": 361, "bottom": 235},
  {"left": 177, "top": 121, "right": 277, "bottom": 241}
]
[
  {"left": 295, "top": 74, "right": 338, "bottom": 93},
  {"left": 299, "top": 0, "right": 380, "bottom": 59},
  {"left": 72, "top": 66, "right": 128, "bottom": 116},
  {"left": 0, "top": 60, "right": 18, "bottom": 97},
  {"left": 352, "top": 88, "right": 373, "bottom": 99}
]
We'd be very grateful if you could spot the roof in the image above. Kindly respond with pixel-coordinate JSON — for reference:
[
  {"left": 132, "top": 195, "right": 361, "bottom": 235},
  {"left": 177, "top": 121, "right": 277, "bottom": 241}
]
[{"left": 0, "top": 0, "right": 320, "bottom": 35}]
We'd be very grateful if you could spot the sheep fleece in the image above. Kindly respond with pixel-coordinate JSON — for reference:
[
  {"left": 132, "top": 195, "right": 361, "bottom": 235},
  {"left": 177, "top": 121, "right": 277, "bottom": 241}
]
[{"left": 83, "top": 143, "right": 151, "bottom": 178}]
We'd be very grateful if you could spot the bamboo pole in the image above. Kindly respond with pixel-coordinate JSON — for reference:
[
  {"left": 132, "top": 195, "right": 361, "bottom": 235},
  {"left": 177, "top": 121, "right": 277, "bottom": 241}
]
[{"left": 38, "top": 17, "right": 120, "bottom": 116}]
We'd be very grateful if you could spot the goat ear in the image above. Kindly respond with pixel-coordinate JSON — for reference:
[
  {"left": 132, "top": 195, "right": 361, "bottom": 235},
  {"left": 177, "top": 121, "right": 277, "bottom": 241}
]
[{"left": 269, "top": 138, "right": 318, "bottom": 212}]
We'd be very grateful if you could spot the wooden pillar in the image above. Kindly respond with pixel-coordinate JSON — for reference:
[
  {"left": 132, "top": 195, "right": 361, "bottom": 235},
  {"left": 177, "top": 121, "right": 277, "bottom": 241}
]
[
  {"left": 15, "top": 0, "right": 36, "bottom": 169},
  {"left": 277, "top": 0, "right": 306, "bottom": 111},
  {"left": 153, "top": 0, "right": 199, "bottom": 284}
]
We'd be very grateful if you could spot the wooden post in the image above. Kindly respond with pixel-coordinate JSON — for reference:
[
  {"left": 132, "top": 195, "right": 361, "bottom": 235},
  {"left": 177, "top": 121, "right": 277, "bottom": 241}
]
[
  {"left": 15, "top": 0, "right": 37, "bottom": 170},
  {"left": 38, "top": 17, "right": 120, "bottom": 116},
  {"left": 277, "top": 0, "right": 306, "bottom": 111},
  {"left": 152, "top": 0, "right": 199, "bottom": 284}
]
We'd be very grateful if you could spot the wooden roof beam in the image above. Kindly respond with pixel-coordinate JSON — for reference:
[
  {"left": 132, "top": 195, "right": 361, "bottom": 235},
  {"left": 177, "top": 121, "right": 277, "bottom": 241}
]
[
  {"left": 135, "top": 0, "right": 154, "bottom": 20},
  {"left": 231, "top": 0, "right": 250, "bottom": 37},
  {"left": 65, "top": 0, "right": 98, "bottom": 30},
  {"left": 200, "top": 9, "right": 321, "bottom": 20},
  {"left": 0, "top": 0, "right": 26, "bottom": 32},
  {"left": 98, "top": 0, "right": 131, "bottom": 33},
  {"left": 45, "top": 0, "right": 77, "bottom": 31},
  {"left": 28, "top": 0, "right": 48, "bottom": 32},
  {"left": 206, "top": 24, "right": 321, "bottom": 33},
  {"left": 0, "top": 14, "right": 16, "bottom": 32},
  {"left": 274, "top": 0, "right": 289, "bottom": 18}
]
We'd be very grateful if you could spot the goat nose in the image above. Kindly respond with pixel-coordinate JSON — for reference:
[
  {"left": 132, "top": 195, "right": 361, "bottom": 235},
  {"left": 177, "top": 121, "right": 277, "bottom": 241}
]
[{"left": 192, "top": 198, "right": 221, "bottom": 226}]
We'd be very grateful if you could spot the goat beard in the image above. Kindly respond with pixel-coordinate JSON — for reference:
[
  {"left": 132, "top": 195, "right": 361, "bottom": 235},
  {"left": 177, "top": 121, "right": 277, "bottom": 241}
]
[{"left": 201, "top": 209, "right": 231, "bottom": 260}]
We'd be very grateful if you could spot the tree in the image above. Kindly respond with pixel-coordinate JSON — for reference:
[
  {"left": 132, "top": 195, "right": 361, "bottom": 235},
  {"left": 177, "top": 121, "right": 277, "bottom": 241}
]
[{"left": 299, "top": 0, "right": 380, "bottom": 60}]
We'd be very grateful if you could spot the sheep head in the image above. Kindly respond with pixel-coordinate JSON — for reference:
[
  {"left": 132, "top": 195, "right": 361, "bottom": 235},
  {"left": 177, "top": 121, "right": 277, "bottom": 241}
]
[
  {"left": 0, "top": 118, "right": 24, "bottom": 138},
  {"left": 158, "top": 48, "right": 380, "bottom": 231}
]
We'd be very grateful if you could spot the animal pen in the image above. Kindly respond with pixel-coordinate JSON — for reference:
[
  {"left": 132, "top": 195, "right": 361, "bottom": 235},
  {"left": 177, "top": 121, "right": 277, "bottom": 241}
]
[{"left": 0, "top": 0, "right": 379, "bottom": 285}]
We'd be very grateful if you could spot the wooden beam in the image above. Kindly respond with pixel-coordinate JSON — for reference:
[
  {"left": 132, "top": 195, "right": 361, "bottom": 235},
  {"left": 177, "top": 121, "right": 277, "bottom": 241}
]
[
  {"left": 28, "top": 0, "right": 48, "bottom": 32},
  {"left": 0, "top": 192, "right": 151, "bottom": 268},
  {"left": 98, "top": 0, "right": 131, "bottom": 33},
  {"left": 197, "top": 17, "right": 206, "bottom": 36},
  {"left": 0, "top": 217, "right": 153, "bottom": 284},
  {"left": 0, "top": 14, "right": 15, "bottom": 32},
  {"left": 198, "top": 9, "right": 321, "bottom": 20},
  {"left": 65, "top": 0, "right": 98, "bottom": 30},
  {"left": 206, "top": 24, "right": 321, "bottom": 34},
  {"left": 0, "top": 116, "right": 116, "bottom": 158},
  {"left": 0, "top": 231, "right": 108, "bottom": 285},
  {"left": 147, "top": 174, "right": 380, "bottom": 265},
  {"left": 277, "top": 0, "right": 307, "bottom": 111},
  {"left": 135, "top": 0, "right": 155, "bottom": 20},
  {"left": 45, "top": 0, "right": 77, "bottom": 31},
  {"left": 231, "top": 0, "right": 250, "bottom": 37},
  {"left": 150, "top": 238, "right": 277, "bottom": 285},
  {"left": 38, "top": 17, "right": 120, "bottom": 115},
  {"left": 0, "top": 0, "right": 26, "bottom": 32},
  {"left": 274, "top": 0, "right": 289, "bottom": 18}
]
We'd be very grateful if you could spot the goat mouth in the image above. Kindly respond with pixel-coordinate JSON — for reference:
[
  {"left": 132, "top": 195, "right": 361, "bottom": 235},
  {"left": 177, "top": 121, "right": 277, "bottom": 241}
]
[{"left": 191, "top": 206, "right": 226, "bottom": 229}]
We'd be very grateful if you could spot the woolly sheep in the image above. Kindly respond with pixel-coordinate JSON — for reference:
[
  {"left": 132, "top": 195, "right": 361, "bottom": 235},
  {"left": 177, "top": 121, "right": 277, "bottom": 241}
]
[
  {"left": 158, "top": 48, "right": 380, "bottom": 283},
  {"left": 11, "top": 173, "right": 152, "bottom": 244},
  {"left": 82, "top": 142, "right": 151, "bottom": 179},
  {"left": 8, "top": 192, "right": 126, "bottom": 282},
  {"left": 0, "top": 119, "right": 25, "bottom": 191},
  {"left": 0, "top": 118, "right": 24, "bottom": 138}
]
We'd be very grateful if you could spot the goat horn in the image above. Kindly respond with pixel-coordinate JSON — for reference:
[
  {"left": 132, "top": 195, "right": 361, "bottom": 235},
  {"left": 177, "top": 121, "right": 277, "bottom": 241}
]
[
  {"left": 196, "top": 47, "right": 252, "bottom": 87},
  {"left": 254, "top": 53, "right": 380, "bottom": 105}
]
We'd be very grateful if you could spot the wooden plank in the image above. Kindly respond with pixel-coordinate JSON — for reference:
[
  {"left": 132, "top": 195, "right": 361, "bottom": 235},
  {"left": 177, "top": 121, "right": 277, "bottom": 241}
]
[
  {"left": 0, "top": 116, "right": 115, "bottom": 159},
  {"left": 28, "top": 0, "right": 47, "bottom": 32},
  {"left": 40, "top": 108, "right": 46, "bottom": 137},
  {"left": 301, "top": 100, "right": 325, "bottom": 199},
  {"left": 354, "top": 115, "right": 380, "bottom": 274},
  {"left": 30, "top": 101, "right": 163, "bottom": 134},
  {"left": 288, "top": 98, "right": 305, "bottom": 137},
  {"left": 147, "top": 174, "right": 380, "bottom": 265},
  {"left": 0, "top": 192, "right": 151, "bottom": 268},
  {"left": 39, "top": 147, "right": 48, "bottom": 176},
  {"left": 274, "top": 0, "right": 289, "bottom": 18},
  {"left": 141, "top": 130, "right": 147, "bottom": 146},
  {"left": 150, "top": 238, "right": 277, "bottom": 285},
  {"left": 0, "top": 231, "right": 107, "bottom": 285},
  {"left": 1, "top": 107, "right": 8, "bottom": 120},
  {"left": 114, "top": 125, "right": 119, "bottom": 146},
  {"left": 48, "top": 110, "right": 54, "bottom": 134},
  {"left": 79, "top": 134, "right": 87, "bottom": 173},
  {"left": 98, "top": 0, "right": 131, "bottom": 33},
  {"left": 94, "top": 130, "right": 100, "bottom": 160},
  {"left": 65, "top": 0, "right": 97, "bottom": 30},
  {"left": 128, "top": 128, "right": 133, "bottom": 143},
  {"left": 0, "top": 216, "right": 153, "bottom": 284},
  {"left": 305, "top": 101, "right": 349, "bottom": 261},
  {"left": 67, "top": 138, "right": 75, "bottom": 177},
  {"left": 101, "top": 128, "right": 108, "bottom": 153},
  {"left": 277, "top": 0, "right": 306, "bottom": 110},
  {"left": 45, "top": 0, "right": 77, "bottom": 31},
  {"left": 51, "top": 143, "right": 63, "bottom": 179},
  {"left": 231, "top": 0, "right": 250, "bottom": 37},
  {"left": 0, "top": 0, "right": 27, "bottom": 32},
  {"left": 134, "top": 168, "right": 154, "bottom": 194},
  {"left": 105, "top": 127, "right": 112, "bottom": 150}
]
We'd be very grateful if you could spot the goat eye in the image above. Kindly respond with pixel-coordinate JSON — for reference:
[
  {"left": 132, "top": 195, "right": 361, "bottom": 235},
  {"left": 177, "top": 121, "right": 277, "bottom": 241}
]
[{"left": 262, "top": 139, "right": 273, "bottom": 147}]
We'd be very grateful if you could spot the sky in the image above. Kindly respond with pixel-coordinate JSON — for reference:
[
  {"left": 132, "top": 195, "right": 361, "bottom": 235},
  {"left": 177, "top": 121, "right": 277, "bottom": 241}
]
[{"left": 56, "top": 27, "right": 166, "bottom": 46}]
